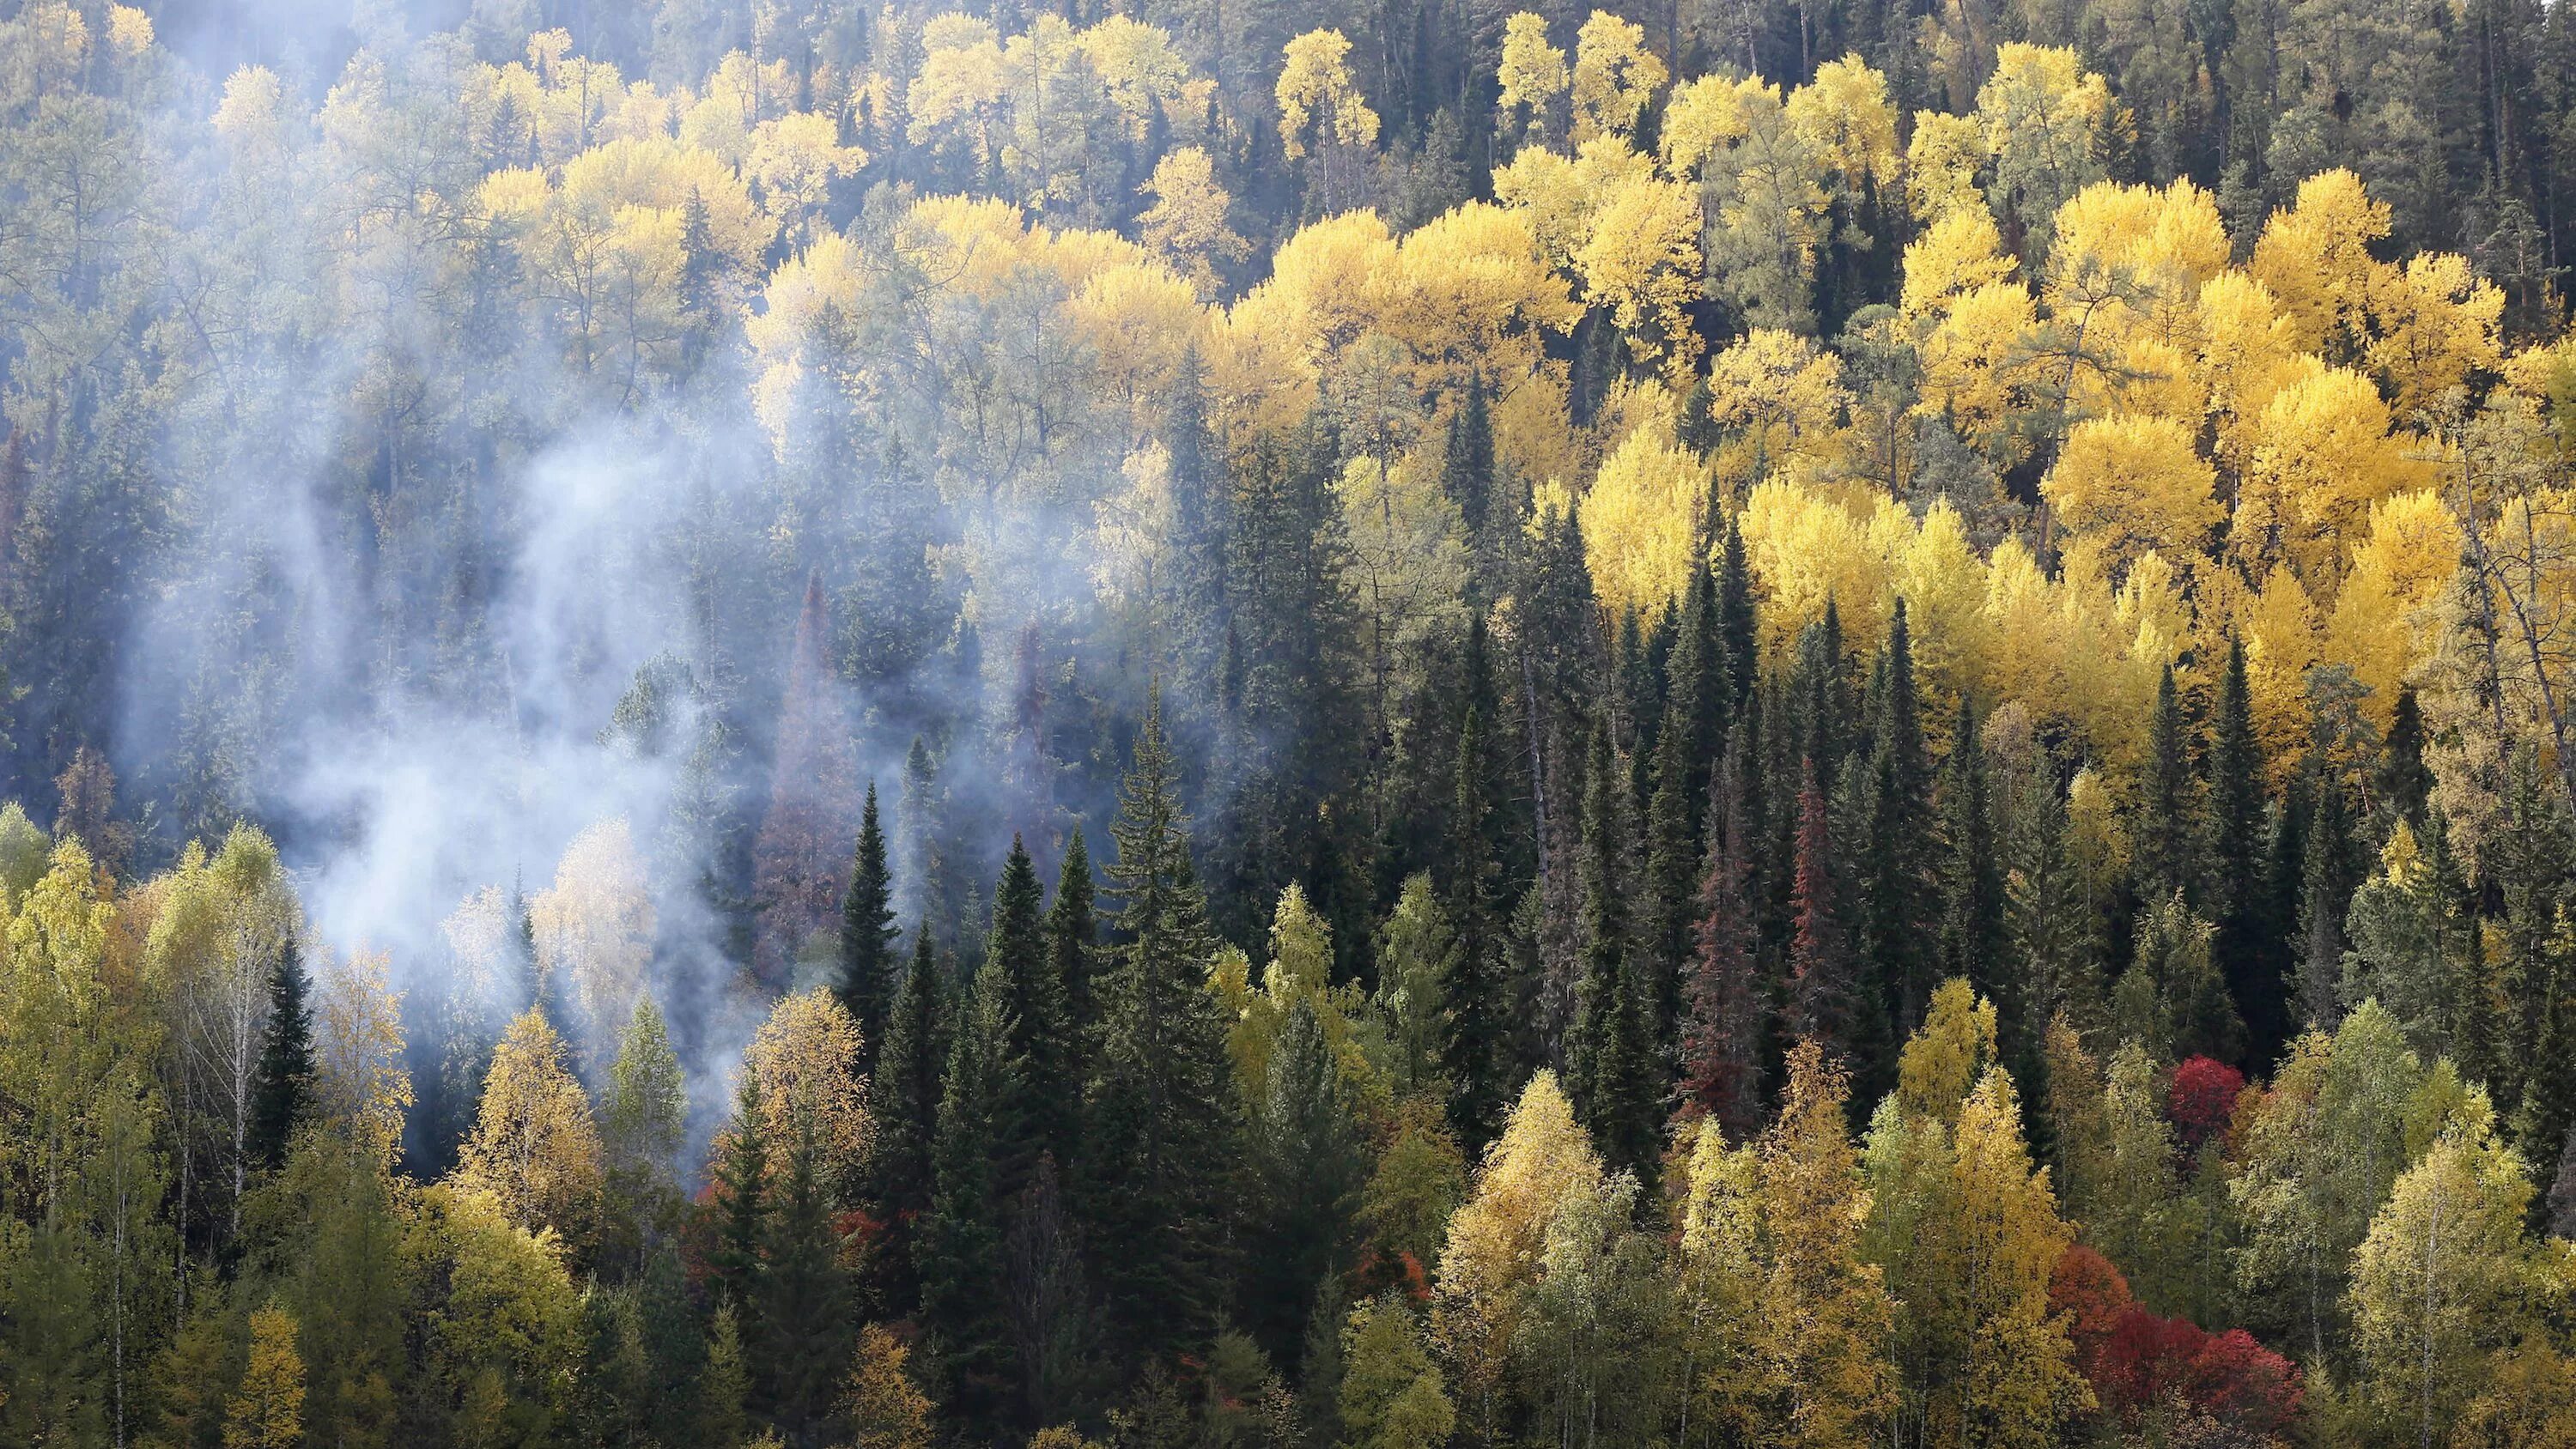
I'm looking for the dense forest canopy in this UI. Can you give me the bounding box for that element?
[7,0,2576,1443]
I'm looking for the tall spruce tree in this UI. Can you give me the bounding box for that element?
[1789,755,1856,1064]
[839,782,900,1076]
[1080,689,1238,1355]
[1855,602,1931,1088]
[2137,663,2196,906]
[871,925,947,1316]
[1680,729,1765,1141]
[1048,828,1098,1067]
[1938,699,2004,1016]
[987,837,1066,1173]
[757,1113,854,1445]
[1244,997,1365,1367]
[920,958,1023,1429]
[1444,686,1516,1151]
[1569,712,1657,1179]
[2207,638,2278,1064]
[246,931,313,1172]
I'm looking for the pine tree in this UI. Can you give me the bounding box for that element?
[1245,997,1366,1367]
[1937,699,2004,1016]
[1080,688,1239,1355]
[920,957,1023,1428]
[2295,768,2360,1033]
[1856,602,1932,1083]
[1443,374,1497,542]
[2377,686,2433,827]
[1047,828,1098,1066]
[1789,755,1856,1063]
[872,925,947,1316]
[246,932,313,1173]
[758,1113,855,1444]
[2207,637,2277,1065]
[2136,662,2196,906]
[1643,555,1722,1053]
[709,1076,769,1318]
[1715,518,1757,712]
[988,836,1066,1175]
[840,782,900,1075]
[1443,689,1515,1150]
[1568,713,1656,1179]
[1680,731,1765,1141]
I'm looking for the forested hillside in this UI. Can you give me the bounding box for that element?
[5,0,2576,1442]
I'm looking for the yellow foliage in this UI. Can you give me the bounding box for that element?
[1906,110,1989,223]
[2240,366,2434,588]
[225,1303,305,1449]
[1787,56,1900,190]
[2234,566,2324,767]
[1574,172,1704,376]
[1138,147,1249,295]
[1570,11,1666,142]
[2044,413,2222,576]
[1740,479,1887,658]
[454,1009,605,1241]
[1917,280,2038,450]
[2326,490,2464,725]
[1278,29,1380,158]
[2249,168,2391,355]
[1496,13,1568,131]
[1900,204,2016,319]
[739,987,873,1188]
[2365,252,2505,418]
[1583,426,1711,615]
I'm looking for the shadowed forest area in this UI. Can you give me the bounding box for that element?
[7,0,2576,1443]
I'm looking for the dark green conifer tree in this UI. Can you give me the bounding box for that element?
[839,782,900,1075]
[708,1074,769,1318]
[920,958,1023,1429]
[1938,698,2004,1009]
[987,836,1066,1173]
[1855,601,1931,1084]
[1048,828,1098,1064]
[756,1113,854,1444]
[246,931,313,1172]
[2137,663,2196,907]
[1244,997,1364,1368]
[2207,637,2278,1064]
[1080,689,1239,1356]
[872,925,948,1316]
[1568,713,1656,1179]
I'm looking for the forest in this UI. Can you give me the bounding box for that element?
[5,0,2576,1441]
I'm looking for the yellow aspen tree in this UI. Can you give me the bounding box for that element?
[315,947,412,1165]
[2249,167,2393,358]
[224,1303,305,1449]
[2239,366,2433,590]
[1581,424,1711,615]
[1574,171,1704,375]
[1495,13,1568,147]
[455,1009,605,1243]
[2350,1095,2540,1444]
[1786,56,1900,195]
[1757,1041,1898,1446]
[531,815,653,1064]
[1277,29,1380,212]
[2364,252,2506,419]
[1899,204,2017,321]
[2042,413,2222,579]
[2324,490,2463,727]
[1973,45,2113,247]
[1137,147,1249,297]
[1905,111,1990,224]
[1944,1070,2091,1445]
[1432,1070,1602,1444]
[739,986,872,1191]
[1569,11,1665,142]
[841,1325,935,1449]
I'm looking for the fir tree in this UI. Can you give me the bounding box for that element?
[246,931,313,1173]
[920,958,1024,1429]
[1444,690,1515,1151]
[2207,637,2277,1064]
[1080,688,1239,1355]
[757,1113,855,1444]
[2377,687,2433,828]
[1680,731,1765,1141]
[1569,712,1656,1179]
[1855,601,1932,1085]
[988,836,1066,1177]
[708,1075,769,1318]
[1048,828,1098,1065]
[1244,997,1365,1367]
[1643,555,1722,1052]
[1937,699,2004,1023]
[1789,755,1856,1062]
[872,925,948,1317]
[1716,518,1758,712]
[839,781,900,1076]
[2136,663,2196,906]
[1442,374,1496,541]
